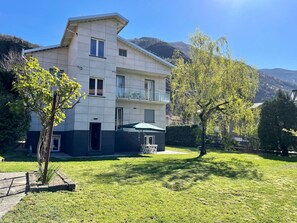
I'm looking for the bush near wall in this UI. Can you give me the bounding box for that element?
[165,125,200,147]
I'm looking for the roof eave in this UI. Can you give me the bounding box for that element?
[61,13,129,47]
[118,36,175,69]
[23,44,62,54]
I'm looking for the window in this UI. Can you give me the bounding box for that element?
[89,78,103,96]
[144,135,155,145]
[90,38,105,58]
[119,49,127,57]
[51,135,61,152]
[49,68,64,77]
[145,79,155,100]
[144,109,155,123]
[49,68,54,75]
[116,75,125,97]
[115,107,123,130]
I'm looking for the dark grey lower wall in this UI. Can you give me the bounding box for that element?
[26,130,115,156]
[115,131,165,153]
[26,131,40,153]
[26,130,165,155]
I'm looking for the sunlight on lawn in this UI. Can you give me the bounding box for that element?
[0,147,296,222]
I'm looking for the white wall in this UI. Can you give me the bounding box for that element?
[117,40,171,76]
[116,101,166,129]
[25,17,171,133]
[26,47,68,132]
[71,19,118,131]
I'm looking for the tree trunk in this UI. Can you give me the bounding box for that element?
[36,127,47,173]
[42,93,57,184]
[199,119,207,157]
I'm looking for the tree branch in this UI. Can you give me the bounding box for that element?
[61,96,82,110]
[206,100,229,117]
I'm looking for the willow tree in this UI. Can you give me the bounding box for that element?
[171,31,258,157]
[14,57,83,183]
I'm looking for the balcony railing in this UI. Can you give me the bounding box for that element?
[116,88,170,103]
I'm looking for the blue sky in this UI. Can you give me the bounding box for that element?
[1,0,297,70]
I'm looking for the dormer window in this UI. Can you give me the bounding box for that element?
[119,49,127,57]
[90,38,105,58]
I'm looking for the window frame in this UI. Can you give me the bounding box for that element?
[115,107,123,130]
[51,135,61,152]
[89,77,104,96]
[145,79,155,101]
[90,38,105,58]
[116,75,125,97]
[144,135,155,145]
[144,109,155,123]
[119,48,127,57]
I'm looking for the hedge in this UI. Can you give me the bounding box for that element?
[165,125,200,147]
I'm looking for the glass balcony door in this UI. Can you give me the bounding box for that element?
[115,107,123,130]
[145,79,155,100]
[116,75,125,97]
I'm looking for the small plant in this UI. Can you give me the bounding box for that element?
[37,165,60,184]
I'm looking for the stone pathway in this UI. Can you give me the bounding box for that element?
[0,172,27,219]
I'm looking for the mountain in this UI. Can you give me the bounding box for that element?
[259,68,297,84]
[169,41,191,58]
[256,72,297,102]
[1,35,295,103]
[0,34,38,59]
[131,37,297,102]
[130,37,189,62]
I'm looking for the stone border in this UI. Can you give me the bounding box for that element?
[27,171,76,192]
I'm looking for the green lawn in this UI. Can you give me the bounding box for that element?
[1,147,297,222]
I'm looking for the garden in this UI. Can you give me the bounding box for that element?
[1,147,297,222]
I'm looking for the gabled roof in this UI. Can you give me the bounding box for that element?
[118,36,174,69]
[61,13,129,47]
[24,44,61,53]
[23,13,174,69]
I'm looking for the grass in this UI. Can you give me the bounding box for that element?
[1,147,297,222]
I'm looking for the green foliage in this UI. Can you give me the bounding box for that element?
[171,30,258,156]
[166,125,201,147]
[14,56,84,184]
[37,164,59,184]
[258,90,297,156]
[14,57,83,127]
[1,148,297,222]
[0,49,31,150]
[0,85,30,149]
[132,37,295,103]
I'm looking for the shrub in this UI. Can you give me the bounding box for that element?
[166,125,201,147]
[258,90,297,156]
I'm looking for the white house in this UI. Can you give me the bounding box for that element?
[24,13,173,156]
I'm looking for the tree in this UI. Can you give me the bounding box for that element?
[258,90,297,156]
[14,57,83,183]
[171,31,258,157]
[0,50,30,150]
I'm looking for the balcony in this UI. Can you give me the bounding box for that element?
[116,88,170,103]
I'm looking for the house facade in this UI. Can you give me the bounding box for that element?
[24,13,173,156]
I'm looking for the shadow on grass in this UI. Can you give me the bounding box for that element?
[1,151,151,162]
[96,157,263,191]
[53,154,152,162]
[171,146,297,162]
[1,151,36,162]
